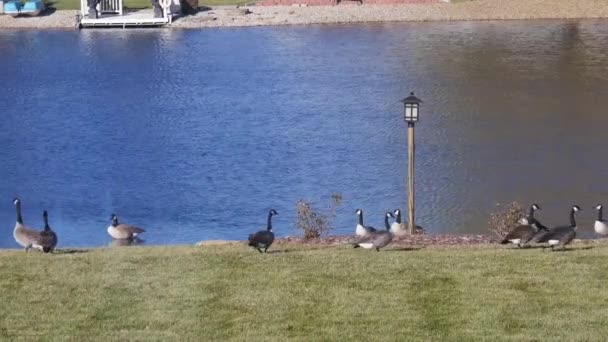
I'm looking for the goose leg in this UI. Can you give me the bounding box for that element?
[264,247,268,253]
[257,248,263,253]
[376,248,380,252]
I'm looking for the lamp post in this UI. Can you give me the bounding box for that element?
[401,92,422,235]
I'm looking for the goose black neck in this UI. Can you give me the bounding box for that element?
[534,219,548,231]
[15,203,23,224]
[43,212,50,231]
[358,212,363,226]
[598,207,604,222]
[528,206,535,219]
[267,211,274,231]
[395,211,402,224]
[570,209,577,227]
[112,217,119,227]
[384,215,391,230]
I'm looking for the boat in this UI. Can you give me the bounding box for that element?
[4,0,45,17]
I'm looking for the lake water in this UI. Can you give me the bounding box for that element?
[1,20,608,248]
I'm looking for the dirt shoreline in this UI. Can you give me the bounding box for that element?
[1,0,607,29]
[196,234,607,248]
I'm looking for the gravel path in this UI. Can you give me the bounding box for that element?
[1,0,607,29]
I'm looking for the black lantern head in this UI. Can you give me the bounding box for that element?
[401,92,422,123]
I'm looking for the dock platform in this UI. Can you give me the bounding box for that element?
[79,9,171,28]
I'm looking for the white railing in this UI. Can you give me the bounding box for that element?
[100,0,122,15]
[80,0,123,17]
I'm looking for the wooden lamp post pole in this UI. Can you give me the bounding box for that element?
[401,92,422,236]
[407,122,415,235]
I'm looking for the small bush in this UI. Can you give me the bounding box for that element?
[488,201,525,238]
[296,193,343,240]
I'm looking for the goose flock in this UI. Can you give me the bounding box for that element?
[9,198,608,254]
[353,211,395,251]
[353,209,425,251]
[12,197,145,253]
[500,203,608,251]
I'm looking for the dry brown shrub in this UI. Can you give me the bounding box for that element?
[296,193,342,240]
[488,201,525,238]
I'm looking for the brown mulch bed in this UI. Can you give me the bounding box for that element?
[274,234,498,247]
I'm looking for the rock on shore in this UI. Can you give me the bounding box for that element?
[1,0,608,29]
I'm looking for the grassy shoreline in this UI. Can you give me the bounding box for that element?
[1,242,607,340]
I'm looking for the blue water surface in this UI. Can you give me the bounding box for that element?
[1,20,608,247]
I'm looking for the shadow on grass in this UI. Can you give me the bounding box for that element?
[124,6,152,10]
[502,245,547,250]
[53,249,89,254]
[41,7,57,16]
[264,249,307,254]
[542,246,594,252]
[109,238,145,247]
[385,247,424,252]
[13,6,57,16]
[40,0,60,15]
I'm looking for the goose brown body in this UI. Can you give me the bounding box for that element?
[501,204,547,247]
[354,212,394,251]
[355,209,377,236]
[12,198,44,252]
[107,214,145,240]
[37,210,58,253]
[248,209,277,253]
[390,209,425,235]
[532,205,581,250]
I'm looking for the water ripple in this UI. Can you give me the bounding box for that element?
[0,20,607,247]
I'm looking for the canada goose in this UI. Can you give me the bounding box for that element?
[594,204,608,236]
[355,209,377,236]
[12,198,44,252]
[533,205,581,251]
[391,209,425,235]
[248,209,277,253]
[354,211,394,251]
[107,214,145,240]
[518,203,536,225]
[517,203,537,225]
[500,203,548,247]
[36,210,58,253]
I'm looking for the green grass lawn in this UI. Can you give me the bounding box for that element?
[49,0,250,10]
[1,242,607,340]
